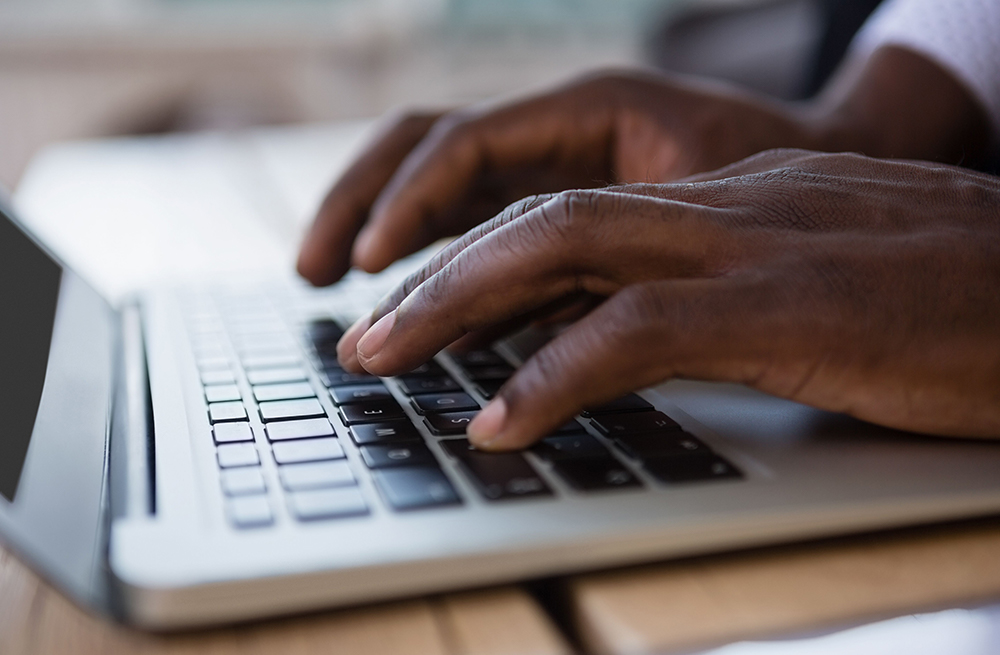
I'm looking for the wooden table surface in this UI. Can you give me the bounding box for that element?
[0,544,572,655]
[564,518,1000,655]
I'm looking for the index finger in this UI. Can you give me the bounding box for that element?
[296,111,443,286]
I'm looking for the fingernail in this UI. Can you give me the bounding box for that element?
[357,310,396,361]
[337,315,371,370]
[468,397,507,446]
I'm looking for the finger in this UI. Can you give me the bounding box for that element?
[466,275,803,450]
[351,89,615,273]
[296,110,443,286]
[352,190,735,376]
[335,193,556,371]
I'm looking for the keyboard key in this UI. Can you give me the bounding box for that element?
[322,368,381,387]
[217,443,260,468]
[410,392,479,415]
[220,467,267,495]
[372,467,462,511]
[265,417,335,442]
[550,457,643,491]
[397,375,460,395]
[213,421,254,444]
[581,394,654,417]
[271,438,344,464]
[349,421,422,445]
[360,443,437,469]
[644,454,743,484]
[614,433,709,461]
[554,420,588,435]
[454,349,506,368]
[473,380,504,399]
[227,496,273,528]
[208,401,247,423]
[441,439,552,501]
[424,411,478,435]
[259,398,326,422]
[197,356,230,371]
[339,399,405,424]
[590,411,681,436]
[331,383,391,405]
[400,361,446,377]
[307,319,344,343]
[242,352,300,370]
[201,369,235,385]
[288,487,368,521]
[532,433,609,460]
[278,461,355,491]
[205,384,241,403]
[465,365,514,382]
[253,382,316,402]
[247,366,307,385]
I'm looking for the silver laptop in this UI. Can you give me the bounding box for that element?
[3,185,1000,631]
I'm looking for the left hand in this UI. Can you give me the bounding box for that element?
[337,149,1000,450]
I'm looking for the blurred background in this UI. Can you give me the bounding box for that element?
[0,0,868,190]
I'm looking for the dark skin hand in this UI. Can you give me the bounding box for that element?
[337,150,1000,450]
[296,46,990,286]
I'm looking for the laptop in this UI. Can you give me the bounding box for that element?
[3,153,1000,630]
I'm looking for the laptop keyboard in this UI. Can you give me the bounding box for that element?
[181,288,743,529]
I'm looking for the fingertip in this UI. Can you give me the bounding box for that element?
[468,397,508,448]
[337,315,372,372]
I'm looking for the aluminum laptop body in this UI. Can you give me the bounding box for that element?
[3,184,1000,630]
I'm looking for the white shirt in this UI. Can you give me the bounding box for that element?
[852,0,1000,142]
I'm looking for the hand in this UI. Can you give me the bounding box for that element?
[296,47,990,287]
[296,69,820,285]
[337,149,1000,450]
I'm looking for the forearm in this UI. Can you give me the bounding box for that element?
[805,45,993,167]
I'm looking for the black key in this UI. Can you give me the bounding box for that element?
[339,399,406,424]
[424,411,478,435]
[644,454,743,484]
[532,433,609,460]
[400,361,446,377]
[581,394,654,417]
[410,392,479,415]
[372,467,462,511]
[551,457,643,491]
[454,349,505,368]
[258,398,325,422]
[554,420,587,435]
[590,411,681,436]
[322,367,380,388]
[466,365,514,382]
[474,379,504,399]
[614,432,709,461]
[360,443,437,469]
[349,421,423,445]
[397,375,460,395]
[331,383,391,405]
[306,319,344,344]
[441,439,552,501]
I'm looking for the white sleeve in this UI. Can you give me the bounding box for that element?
[851,0,1000,142]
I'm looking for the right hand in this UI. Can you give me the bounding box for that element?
[295,69,819,286]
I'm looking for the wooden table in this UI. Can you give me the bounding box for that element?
[0,545,571,655]
[562,518,1000,655]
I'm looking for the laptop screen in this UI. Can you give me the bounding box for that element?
[0,207,62,502]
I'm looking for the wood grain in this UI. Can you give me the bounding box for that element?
[566,519,1000,655]
[0,545,570,655]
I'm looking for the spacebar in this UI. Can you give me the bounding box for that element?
[441,439,552,501]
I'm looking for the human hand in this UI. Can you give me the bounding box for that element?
[296,69,820,285]
[337,149,1000,450]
